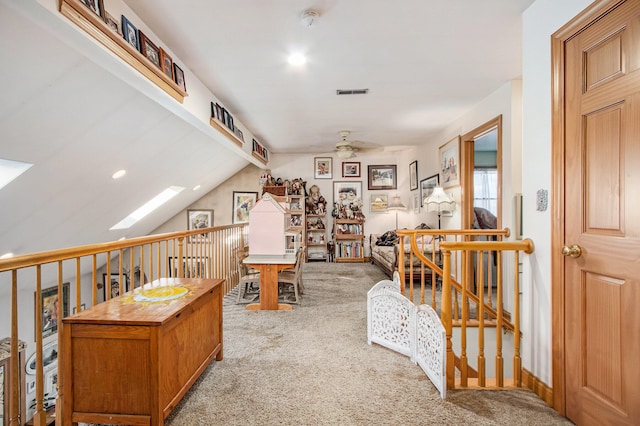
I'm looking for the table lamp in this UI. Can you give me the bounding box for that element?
[424,187,455,229]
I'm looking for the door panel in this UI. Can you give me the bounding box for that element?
[564,1,640,424]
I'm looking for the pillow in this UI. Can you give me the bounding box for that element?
[375,230,398,246]
[414,223,431,230]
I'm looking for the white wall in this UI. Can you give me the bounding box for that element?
[521,0,594,385]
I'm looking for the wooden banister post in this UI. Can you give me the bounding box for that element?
[441,249,455,390]
[398,235,405,295]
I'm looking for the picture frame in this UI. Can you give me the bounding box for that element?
[370,194,388,213]
[72,303,86,314]
[121,15,139,51]
[234,127,244,142]
[368,164,397,190]
[138,30,161,68]
[232,191,258,224]
[333,181,362,206]
[173,63,186,91]
[103,273,127,300]
[342,161,360,177]
[168,256,207,278]
[80,0,103,18]
[314,157,332,179]
[104,11,121,35]
[187,209,214,231]
[159,48,174,80]
[413,194,420,213]
[36,282,70,339]
[420,173,440,207]
[409,160,418,190]
[45,370,59,396]
[25,340,58,375]
[439,136,460,188]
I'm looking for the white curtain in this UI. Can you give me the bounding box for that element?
[473,169,497,215]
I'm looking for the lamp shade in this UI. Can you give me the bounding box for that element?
[424,187,455,213]
[388,194,406,210]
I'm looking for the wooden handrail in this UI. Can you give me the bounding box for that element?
[0,224,243,273]
[440,239,534,254]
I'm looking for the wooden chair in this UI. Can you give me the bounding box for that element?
[236,247,260,304]
[278,248,304,304]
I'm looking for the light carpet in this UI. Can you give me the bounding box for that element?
[165,262,570,425]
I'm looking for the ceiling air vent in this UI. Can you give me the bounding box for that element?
[336,89,369,95]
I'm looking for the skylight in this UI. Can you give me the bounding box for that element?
[0,158,33,191]
[110,186,184,230]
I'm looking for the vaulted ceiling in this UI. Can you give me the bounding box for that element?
[0,0,533,258]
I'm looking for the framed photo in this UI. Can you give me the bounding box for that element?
[439,136,460,188]
[409,160,418,190]
[173,63,186,91]
[368,165,397,190]
[104,11,121,35]
[370,194,388,213]
[159,48,174,80]
[25,340,58,375]
[72,303,86,314]
[342,161,360,177]
[36,282,70,339]
[234,127,244,142]
[80,0,103,18]
[168,256,207,278]
[413,194,420,213]
[232,191,258,224]
[121,15,139,51]
[314,157,332,179]
[187,209,214,231]
[333,181,362,206]
[138,30,160,68]
[103,273,127,300]
[45,369,59,396]
[420,173,440,207]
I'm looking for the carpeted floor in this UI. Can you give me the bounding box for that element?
[165,262,571,425]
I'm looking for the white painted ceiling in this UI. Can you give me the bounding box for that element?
[127,0,534,153]
[0,0,533,259]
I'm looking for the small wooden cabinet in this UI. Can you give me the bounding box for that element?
[333,219,365,262]
[62,278,223,426]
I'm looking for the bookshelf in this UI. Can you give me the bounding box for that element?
[333,218,365,263]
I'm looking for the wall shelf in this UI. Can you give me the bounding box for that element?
[60,0,188,103]
[210,117,244,148]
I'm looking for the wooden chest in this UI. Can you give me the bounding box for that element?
[61,278,223,425]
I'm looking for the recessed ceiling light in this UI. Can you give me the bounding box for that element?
[193,185,201,191]
[110,186,185,230]
[0,252,14,259]
[112,169,126,179]
[0,158,33,191]
[288,53,306,66]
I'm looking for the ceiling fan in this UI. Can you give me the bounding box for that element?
[335,130,361,159]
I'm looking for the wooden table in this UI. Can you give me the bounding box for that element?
[61,278,224,426]
[243,254,296,310]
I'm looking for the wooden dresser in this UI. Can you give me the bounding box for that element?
[61,278,224,426]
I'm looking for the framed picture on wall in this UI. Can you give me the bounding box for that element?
[439,136,460,188]
[368,164,397,190]
[409,160,418,190]
[121,15,139,51]
[232,191,258,224]
[342,161,360,177]
[314,157,333,179]
[187,209,213,231]
[420,173,439,207]
[333,181,362,206]
[103,273,127,300]
[370,194,388,213]
[36,282,70,339]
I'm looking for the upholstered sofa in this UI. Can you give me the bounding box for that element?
[369,230,439,282]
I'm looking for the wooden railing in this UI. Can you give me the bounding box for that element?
[0,223,248,425]
[396,229,534,390]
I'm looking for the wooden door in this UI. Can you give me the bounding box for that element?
[562,1,640,424]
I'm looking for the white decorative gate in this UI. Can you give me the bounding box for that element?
[415,305,446,398]
[367,279,447,398]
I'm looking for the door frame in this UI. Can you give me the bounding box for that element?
[550,0,625,416]
[460,115,503,230]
